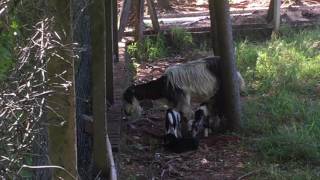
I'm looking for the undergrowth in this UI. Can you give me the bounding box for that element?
[0,17,19,81]
[237,27,320,179]
[127,27,194,62]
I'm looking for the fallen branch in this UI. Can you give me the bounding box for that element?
[237,169,263,180]
[17,165,76,180]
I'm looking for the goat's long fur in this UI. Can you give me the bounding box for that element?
[165,59,219,98]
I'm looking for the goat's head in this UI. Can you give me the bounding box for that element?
[122,85,143,118]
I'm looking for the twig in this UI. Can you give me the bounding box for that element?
[17,165,76,180]
[237,169,263,180]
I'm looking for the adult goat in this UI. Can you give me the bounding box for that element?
[123,56,245,125]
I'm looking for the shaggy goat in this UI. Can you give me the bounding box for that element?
[123,56,245,123]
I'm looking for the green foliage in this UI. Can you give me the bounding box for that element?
[0,17,20,81]
[238,28,320,176]
[256,126,320,163]
[127,34,168,61]
[170,27,193,52]
[127,27,194,61]
[236,28,320,94]
[245,163,320,180]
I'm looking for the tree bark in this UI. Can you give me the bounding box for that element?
[118,0,133,41]
[208,1,220,56]
[266,0,274,23]
[211,0,241,131]
[146,0,160,33]
[134,0,145,41]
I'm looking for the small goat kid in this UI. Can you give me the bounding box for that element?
[191,103,221,138]
[123,56,245,123]
[164,109,199,153]
[165,109,182,138]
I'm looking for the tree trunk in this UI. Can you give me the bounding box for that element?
[134,0,145,41]
[211,0,241,131]
[208,1,220,56]
[266,0,274,23]
[146,0,160,33]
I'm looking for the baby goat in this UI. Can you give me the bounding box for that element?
[191,103,221,138]
[164,109,199,153]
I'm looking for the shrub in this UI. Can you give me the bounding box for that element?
[170,27,193,53]
[127,34,168,61]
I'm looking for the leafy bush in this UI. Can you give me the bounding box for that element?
[0,17,19,81]
[127,34,168,61]
[170,27,193,52]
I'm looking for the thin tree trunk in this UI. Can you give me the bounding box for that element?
[146,0,160,33]
[208,1,220,56]
[118,0,132,41]
[266,0,274,23]
[134,0,144,41]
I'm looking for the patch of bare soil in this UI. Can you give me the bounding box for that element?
[119,56,251,180]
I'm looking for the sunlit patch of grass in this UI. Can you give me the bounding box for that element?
[243,162,320,180]
[237,27,320,175]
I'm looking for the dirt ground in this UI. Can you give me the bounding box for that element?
[118,0,320,31]
[117,0,320,179]
[119,56,253,180]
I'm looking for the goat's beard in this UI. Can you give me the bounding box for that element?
[124,97,143,119]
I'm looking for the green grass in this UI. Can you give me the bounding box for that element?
[236,27,320,179]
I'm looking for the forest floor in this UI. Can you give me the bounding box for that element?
[118,55,252,180]
[118,0,320,32]
[116,0,320,179]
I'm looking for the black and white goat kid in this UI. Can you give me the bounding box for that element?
[123,56,245,124]
[191,103,221,138]
[164,109,199,153]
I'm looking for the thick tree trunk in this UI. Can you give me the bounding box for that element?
[211,0,241,131]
